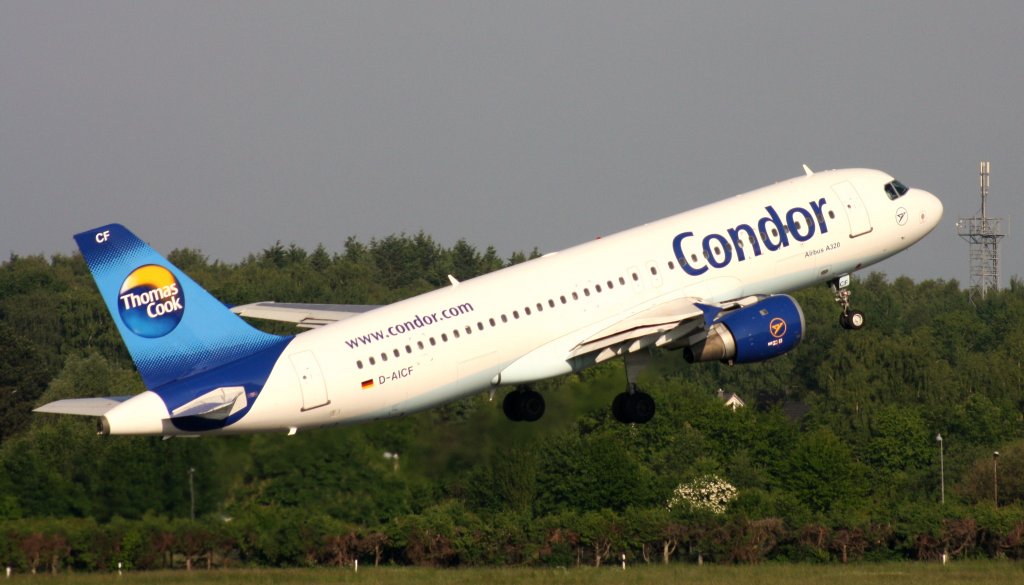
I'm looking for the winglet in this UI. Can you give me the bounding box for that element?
[802,164,814,176]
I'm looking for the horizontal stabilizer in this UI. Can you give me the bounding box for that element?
[34,396,132,417]
[231,302,379,328]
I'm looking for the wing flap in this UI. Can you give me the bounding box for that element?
[570,295,765,361]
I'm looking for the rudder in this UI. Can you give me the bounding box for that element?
[75,224,289,389]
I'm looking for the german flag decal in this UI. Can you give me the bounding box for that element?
[361,379,374,390]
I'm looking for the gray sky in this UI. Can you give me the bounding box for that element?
[2,1,1021,285]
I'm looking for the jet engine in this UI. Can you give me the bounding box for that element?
[683,295,804,364]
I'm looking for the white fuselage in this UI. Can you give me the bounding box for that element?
[111,169,944,435]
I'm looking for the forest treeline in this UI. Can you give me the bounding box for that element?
[1,233,1023,573]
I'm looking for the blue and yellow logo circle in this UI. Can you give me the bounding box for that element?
[769,317,787,338]
[117,265,185,338]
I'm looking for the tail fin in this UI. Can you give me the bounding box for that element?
[75,224,288,389]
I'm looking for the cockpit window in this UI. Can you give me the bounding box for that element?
[884,180,909,200]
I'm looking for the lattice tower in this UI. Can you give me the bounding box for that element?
[955,161,1005,301]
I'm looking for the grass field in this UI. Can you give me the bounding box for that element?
[14,561,1023,585]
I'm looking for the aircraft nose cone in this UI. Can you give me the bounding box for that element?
[927,190,944,224]
[914,188,943,230]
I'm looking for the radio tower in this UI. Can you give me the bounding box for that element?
[956,161,1005,301]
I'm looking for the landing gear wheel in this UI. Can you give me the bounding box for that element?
[502,387,545,422]
[518,390,546,422]
[628,392,656,424]
[830,276,864,330]
[502,391,522,421]
[612,392,629,423]
[611,390,656,424]
[840,309,865,330]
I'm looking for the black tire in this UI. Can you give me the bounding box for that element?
[612,392,631,423]
[519,390,546,422]
[629,392,656,424]
[611,391,656,424]
[502,391,522,421]
[846,310,865,330]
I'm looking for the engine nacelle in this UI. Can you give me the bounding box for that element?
[683,295,805,364]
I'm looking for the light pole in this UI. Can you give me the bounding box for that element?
[993,451,999,508]
[189,467,196,521]
[936,433,944,504]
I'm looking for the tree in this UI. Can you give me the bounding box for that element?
[781,427,866,516]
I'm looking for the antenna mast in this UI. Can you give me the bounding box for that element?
[956,161,1005,301]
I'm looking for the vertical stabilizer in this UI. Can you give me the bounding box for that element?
[75,224,290,389]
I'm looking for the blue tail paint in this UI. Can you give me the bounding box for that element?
[75,224,292,396]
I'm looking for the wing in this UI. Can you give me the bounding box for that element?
[230,302,380,328]
[570,295,765,363]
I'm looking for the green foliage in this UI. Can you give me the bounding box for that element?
[3,239,1024,570]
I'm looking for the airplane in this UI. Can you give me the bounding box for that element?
[35,167,942,436]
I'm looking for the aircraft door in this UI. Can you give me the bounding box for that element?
[289,351,330,411]
[832,181,873,238]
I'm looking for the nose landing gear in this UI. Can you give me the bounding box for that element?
[831,275,865,330]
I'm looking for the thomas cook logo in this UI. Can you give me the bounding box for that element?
[118,265,185,338]
[769,317,787,338]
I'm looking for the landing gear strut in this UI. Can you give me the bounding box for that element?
[830,275,865,330]
[502,385,545,422]
[612,352,656,424]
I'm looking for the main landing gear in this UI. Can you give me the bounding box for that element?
[612,352,655,424]
[612,383,655,424]
[502,385,545,422]
[501,351,658,424]
[830,275,865,330]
